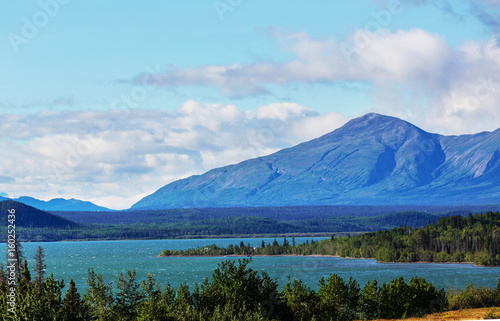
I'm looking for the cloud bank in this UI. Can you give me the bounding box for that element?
[0,101,347,209]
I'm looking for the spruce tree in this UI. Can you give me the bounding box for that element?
[62,279,87,321]
[33,245,46,291]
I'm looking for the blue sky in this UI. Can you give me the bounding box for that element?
[1,0,500,209]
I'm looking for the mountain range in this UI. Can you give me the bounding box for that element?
[0,196,111,211]
[131,113,500,209]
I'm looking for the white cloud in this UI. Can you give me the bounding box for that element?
[254,102,315,120]
[134,29,451,94]
[354,29,451,83]
[0,101,347,209]
[131,28,500,134]
[383,36,500,134]
[288,112,349,141]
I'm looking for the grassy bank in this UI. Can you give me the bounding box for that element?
[372,307,500,320]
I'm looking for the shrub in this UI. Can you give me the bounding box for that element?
[448,284,500,310]
[379,276,446,319]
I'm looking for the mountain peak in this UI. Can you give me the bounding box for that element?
[131,114,500,209]
[342,113,416,131]
[354,112,384,120]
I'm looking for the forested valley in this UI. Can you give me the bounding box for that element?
[2,200,500,242]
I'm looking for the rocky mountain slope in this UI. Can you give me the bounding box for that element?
[132,113,500,209]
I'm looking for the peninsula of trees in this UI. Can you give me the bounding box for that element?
[159,212,500,266]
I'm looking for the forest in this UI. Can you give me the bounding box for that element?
[1,212,432,242]
[2,244,499,321]
[0,213,434,242]
[159,212,500,266]
[2,200,500,242]
[54,204,500,224]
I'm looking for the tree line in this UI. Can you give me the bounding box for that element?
[160,212,500,266]
[328,211,500,266]
[4,198,500,242]
[1,211,444,242]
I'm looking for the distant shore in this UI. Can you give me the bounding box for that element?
[156,253,484,265]
[158,253,341,258]
[11,232,340,243]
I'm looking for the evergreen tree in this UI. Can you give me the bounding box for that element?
[84,268,114,319]
[62,279,88,321]
[115,269,144,320]
[33,245,47,291]
[18,258,31,295]
[318,274,354,321]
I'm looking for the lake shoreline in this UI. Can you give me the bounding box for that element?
[157,253,487,265]
[14,233,339,243]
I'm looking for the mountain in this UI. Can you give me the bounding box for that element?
[0,196,112,211]
[0,200,80,228]
[15,196,112,211]
[131,113,500,209]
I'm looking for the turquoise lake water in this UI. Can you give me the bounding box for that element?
[2,238,499,292]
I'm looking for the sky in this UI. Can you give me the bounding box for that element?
[1,0,500,209]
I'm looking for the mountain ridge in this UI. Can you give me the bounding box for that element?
[131,113,500,209]
[0,196,112,212]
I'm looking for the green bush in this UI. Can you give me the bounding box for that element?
[448,284,500,310]
[193,258,284,320]
[379,276,446,319]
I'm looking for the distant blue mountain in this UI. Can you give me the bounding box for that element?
[132,113,500,209]
[0,196,112,211]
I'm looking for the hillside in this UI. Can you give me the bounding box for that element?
[0,200,80,229]
[132,113,500,209]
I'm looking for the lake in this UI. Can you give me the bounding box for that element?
[3,238,499,292]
